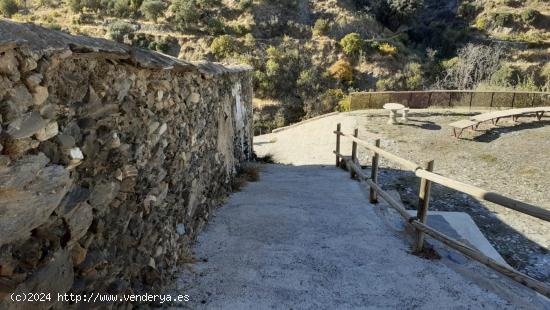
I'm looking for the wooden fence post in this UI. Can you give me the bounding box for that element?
[413,160,435,253]
[351,128,358,179]
[369,139,381,203]
[335,123,341,167]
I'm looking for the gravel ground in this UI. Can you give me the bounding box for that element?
[255,109,550,282]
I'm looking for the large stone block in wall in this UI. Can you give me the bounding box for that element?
[0,153,71,246]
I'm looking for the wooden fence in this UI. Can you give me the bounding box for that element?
[350,90,550,110]
[333,124,550,297]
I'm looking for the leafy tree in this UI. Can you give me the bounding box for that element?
[0,0,18,17]
[340,33,364,56]
[140,0,165,21]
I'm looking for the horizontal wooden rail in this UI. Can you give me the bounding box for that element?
[351,90,550,95]
[334,130,550,222]
[334,131,421,171]
[416,170,550,222]
[339,154,550,298]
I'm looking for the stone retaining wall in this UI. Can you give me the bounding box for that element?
[0,21,252,309]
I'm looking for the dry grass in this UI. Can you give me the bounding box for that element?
[231,163,261,192]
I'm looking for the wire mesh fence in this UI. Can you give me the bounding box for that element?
[350,91,550,110]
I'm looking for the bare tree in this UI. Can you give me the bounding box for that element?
[436,43,505,90]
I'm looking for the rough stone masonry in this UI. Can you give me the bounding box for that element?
[0,20,253,309]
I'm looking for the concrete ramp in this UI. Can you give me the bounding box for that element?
[169,165,546,309]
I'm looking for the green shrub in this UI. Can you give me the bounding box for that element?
[68,0,82,12]
[206,17,226,35]
[404,62,423,89]
[378,42,397,56]
[107,21,135,43]
[520,9,541,26]
[376,77,400,90]
[503,0,522,7]
[337,95,351,112]
[172,0,200,27]
[45,22,62,30]
[140,0,165,21]
[475,16,487,30]
[244,33,256,47]
[320,88,345,113]
[340,33,364,56]
[489,64,518,87]
[150,36,178,54]
[0,0,18,17]
[238,0,252,10]
[313,19,329,37]
[457,1,482,20]
[210,35,238,59]
[113,0,130,17]
[541,62,550,82]
[490,12,514,27]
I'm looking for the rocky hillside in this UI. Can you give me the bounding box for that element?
[2,0,549,133]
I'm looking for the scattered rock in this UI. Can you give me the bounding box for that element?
[32,86,49,105]
[34,121,58,141]
[5,112,48,139]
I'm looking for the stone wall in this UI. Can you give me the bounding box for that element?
[0,21,252,309]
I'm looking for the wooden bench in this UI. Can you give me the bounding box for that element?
[449,107,550,138]
[449,120,479,138]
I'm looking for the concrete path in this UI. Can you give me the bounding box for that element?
[172,165,529,309]
[254,113,359,165]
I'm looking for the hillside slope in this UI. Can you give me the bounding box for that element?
[3,0,550,132]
